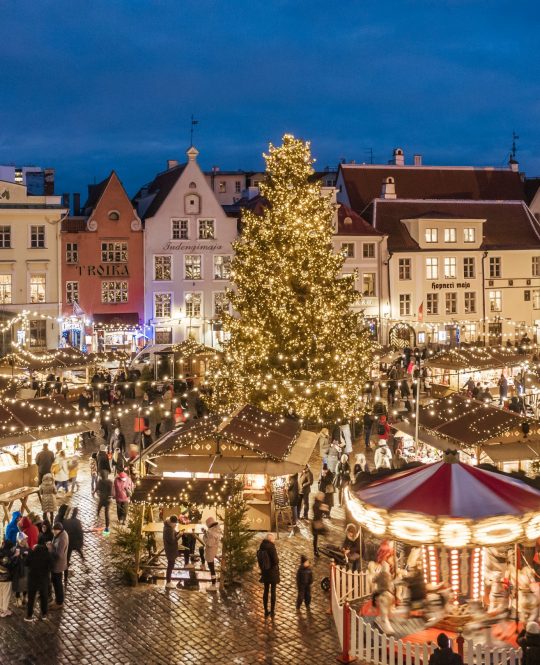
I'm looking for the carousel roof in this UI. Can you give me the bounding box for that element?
[354,460,540,519]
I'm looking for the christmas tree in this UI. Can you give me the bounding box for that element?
[219,486,256,587]
[211,134,373,425]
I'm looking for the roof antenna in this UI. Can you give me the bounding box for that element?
[510,130,519,161]
[364,148,374,164]
[190,114,199,147]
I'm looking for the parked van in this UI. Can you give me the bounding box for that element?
[129,344,173,378]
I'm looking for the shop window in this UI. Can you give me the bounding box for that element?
[101,241,128,263]
[398,258,411,280]
[185,292,202,318]
[362,273,376,297]
[362,243,375,258]
[29,274,46,303]
[66,243,78,263]
[66,281,79,304]
[0,275,11,304]
[101,281,128,303]
[462,323,477,343]
[154,293,172,319]
[426,293,438,315]
[30,225,45,248]
[426,257,438,280]
[399,294,411,316]
[0,226,11,249]
[489,257,501,278]
[198,219,215,240]
[463,257,475,279]
[445,292,457,315]
[214,255,231,280]
[154,255,172,281]
[29,320,47,348]
[185,255,202,280]
[172,219,188,240]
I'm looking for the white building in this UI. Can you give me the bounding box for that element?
[0,180,67,352]
[135,147,238,347]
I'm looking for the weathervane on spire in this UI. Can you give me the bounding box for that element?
[190,114,199,147]
[510,130,519,161]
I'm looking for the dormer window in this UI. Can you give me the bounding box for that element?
[108,211,120,221]
[185,193,200,215]
[464,228,475,243]
[425,228,438,243]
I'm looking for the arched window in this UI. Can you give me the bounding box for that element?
[108,210,120,221]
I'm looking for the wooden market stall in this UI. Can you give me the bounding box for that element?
[139,404,319,531]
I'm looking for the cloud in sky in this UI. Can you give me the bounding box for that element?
[0,0,537,195]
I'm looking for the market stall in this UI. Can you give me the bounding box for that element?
[153,339,222,385]
[139,404,319,530]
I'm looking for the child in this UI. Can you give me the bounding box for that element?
[296,555,313,610]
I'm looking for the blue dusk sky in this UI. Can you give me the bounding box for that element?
[0,0,538,197]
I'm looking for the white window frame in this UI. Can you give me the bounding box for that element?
[398,258,411,280]
[0,275,11,304]
[185,292,202,319]
[464,228,475,243]
[426,293,438,315]
[235,180,241,193]
[30,225,45,249]
[101,241,128,263]
[154,292,172,319]
[172,219,189,240]
[214,255,232,280]
[445,292,457,315]
[184,255,202,280]
[341,242,355,258]
[464,291,476,314]
[362,272,376,297]
[444,228,456,243]
[101,280,128,304]
[0,226,11,249]
[533,290,540,310]
[463,257,475,279]
[213,291,229,317]
[66,281,79,304]
[425,228,438,243]
[362,243,375,258]
[399,294,411,317]
[532,257,540,277]
[198,219,215,240]
[154,255,172,281]
[426,257,438,280]
[66,242,78,264]
[29,274,46,303]
[444,257,456,279]
[489,290,502,312]
[489,257,501,278]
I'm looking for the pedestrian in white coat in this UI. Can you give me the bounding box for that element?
[203,517,222,590]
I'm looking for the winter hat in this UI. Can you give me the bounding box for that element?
[526,621,540,634]
[300,555,308,564]
[206,517,217,528]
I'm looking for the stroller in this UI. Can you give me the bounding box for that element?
[318,544,349,591]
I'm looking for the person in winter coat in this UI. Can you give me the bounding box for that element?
[498,373,508,405]
[90,452,98,496]
[0,539,13,617]
[5,511,21,545]
[39,473,57,523]
[38,520,53,545]
[518,621,540,665]
[299,465,313,520]
[400,379,411,400]
[112,448,127,475]
[363,412,373,450]
[62,508,86,582]
[25,541,52,622]
[428,632,463,665]
[68,456,79,493]
[335,454,351,506]
[287,474,299,525]
[392,449,407,470]
[35,443,55,485]
[113,471,133,525]
[317,428,330,459]
[19,516,38,550]
[10,536,29,607]
[96,444,111,477]
[342,524,361,572]
[96,473,113,533]
[312,492,329,556]
[326,440,340,475]
[376,415,390,442]
[53,450,69,492]
[48,522,68,609]
[374,444,393,470]
[109,427,126,454]
[163,515,181,588]
[203,517,222,589]
[318,465,335,515]
[257,533,280,617]
[296,555,313,610]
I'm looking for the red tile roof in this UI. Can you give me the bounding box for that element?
[340,165,525,211]
[337,204,384,236]
[364,199,540,252]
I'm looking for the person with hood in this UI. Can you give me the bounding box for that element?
[38,520,53,546]
[39,473,57,524]
[428,632,463,665]
[5,511,21,545]
[257,533,280,617]
[96,444,111,477]
[335,454,351,506]
[203,517,222,590]
[96,472,113,534]
[113,471,133,525]
[163,515,181,589]
[35,443,55,485]
[62,508,86,582]
[295,554,313,610]
[342,524,361,572]
[53,450,69,492]
[25,539,52,622]
[299,464,313,520]
[19,516,38,550]
[0,539,13,617]
[48,522,68,609]
[374,444,393,470]
[287,474,299,525]
[518,621,540,665]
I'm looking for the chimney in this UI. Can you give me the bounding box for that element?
[381,176,397,199]
[73,192,81,215]
[509,158,519,173]
[391,148,405,166]
[414,154,423,166]
[167,160,179,170]
[62,193,70,209]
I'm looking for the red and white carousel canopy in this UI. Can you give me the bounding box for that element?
[346,460,540,547]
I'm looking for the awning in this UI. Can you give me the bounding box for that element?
[152,454,310,477]
[481,441,540,463]
[92,313,141,328]
[132,476,234,506]
[0,422,98,449]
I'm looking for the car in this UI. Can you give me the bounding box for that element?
[128,344,173,378]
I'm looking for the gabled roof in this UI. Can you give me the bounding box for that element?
[337,203,384,237]
[340,164,525,210]
[365,199,540,252]
[133,163,187,220]
[525,177,540,205]
[83,173,113,211]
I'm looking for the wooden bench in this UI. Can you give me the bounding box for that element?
[0,486,40,524]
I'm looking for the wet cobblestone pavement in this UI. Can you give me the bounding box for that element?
[0,435,346,664]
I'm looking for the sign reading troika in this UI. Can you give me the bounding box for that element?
[76,264,129,276]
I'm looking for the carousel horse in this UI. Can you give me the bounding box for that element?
[367,560,395,634]
[463,600,510,647]
[424,583,453,626]
[487,571,511,614]
[517,566,540,624]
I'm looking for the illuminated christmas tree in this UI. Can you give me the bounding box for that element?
[212,134,373,425]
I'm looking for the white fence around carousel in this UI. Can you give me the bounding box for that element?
[330,564,522,665]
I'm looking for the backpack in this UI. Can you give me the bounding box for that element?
[257,548,271,572]
[377,422,386,436]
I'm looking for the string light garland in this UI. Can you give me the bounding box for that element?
[206,135,374,425]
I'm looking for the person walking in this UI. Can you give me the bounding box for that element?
[363,412,373,450]
[53,450,69,493]
[299,464,313,520]
[498,373,508,406]
[342,523,361,572]
[48,522,68,609]
[287,474,299,526]
[295,555,313,611]
[203,517,222,590]
[318,465,335,517]
[25,540,52,622]
[257,533,280,618]
[35,443,55,485]
[311,492,329,557]
[0,539,13,617]
[62,508,87,582]
[67,456,79,493]
[96,473,113,534]
[96,444,111,477]
[163,515,181,589]
[113,471,133,525]
[90,452,98,496]
[39,473,57,524]
[335,454,351,506]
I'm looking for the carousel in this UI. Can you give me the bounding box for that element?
[344,451,540,646]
